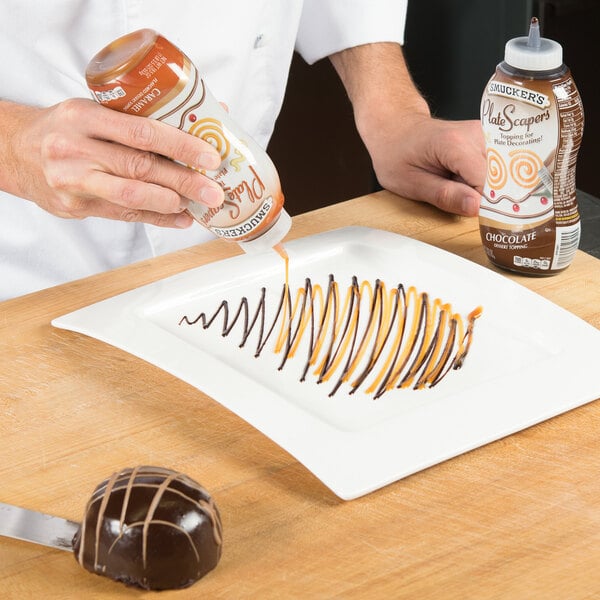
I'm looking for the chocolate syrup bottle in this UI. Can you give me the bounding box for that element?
[86,29,290,253]
[479,18,584,275]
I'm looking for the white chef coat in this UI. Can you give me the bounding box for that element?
[0,0,407,300]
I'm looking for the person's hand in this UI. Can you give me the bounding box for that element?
[365,114,485,217]
[329,43,486,217]
[2,98,224,228]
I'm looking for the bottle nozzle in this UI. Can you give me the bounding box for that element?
[527,17,541,49]
[504,15,562,71]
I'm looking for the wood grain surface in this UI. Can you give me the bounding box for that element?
[1,191,599,599]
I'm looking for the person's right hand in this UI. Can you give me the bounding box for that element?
[2,98,225,228]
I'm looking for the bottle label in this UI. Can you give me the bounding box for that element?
[89,37,186,117]
[162,68,280,237]
[211,196,275,239]
[479,68,583,274]
[87,33,284,243]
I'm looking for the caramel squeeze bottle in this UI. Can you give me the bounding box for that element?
[479,17,584,275]
[86,29,290,253]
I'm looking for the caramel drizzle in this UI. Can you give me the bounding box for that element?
[77,466,222,571]
[179,276,482,399]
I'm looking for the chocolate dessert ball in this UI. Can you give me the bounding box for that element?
[72,466,222,590]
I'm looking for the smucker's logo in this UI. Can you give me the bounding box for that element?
[487,82,550,108]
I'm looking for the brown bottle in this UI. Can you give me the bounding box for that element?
[479,18,584,275]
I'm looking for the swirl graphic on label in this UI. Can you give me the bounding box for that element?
[486,148,507,190]
[509,149,543,189]
[189,118,230,159]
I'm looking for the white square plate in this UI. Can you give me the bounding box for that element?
[52,227,600,499]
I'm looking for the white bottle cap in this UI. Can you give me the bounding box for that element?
[238,208,292,253]
[504,17,562,71]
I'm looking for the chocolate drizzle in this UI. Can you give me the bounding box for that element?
[179,275,482,399]
[73,466,222,590]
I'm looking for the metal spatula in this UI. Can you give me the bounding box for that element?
[0,501,78,551]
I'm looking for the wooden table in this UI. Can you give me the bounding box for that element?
[1,191,599,599]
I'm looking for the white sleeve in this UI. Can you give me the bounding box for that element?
[295,0,408,65]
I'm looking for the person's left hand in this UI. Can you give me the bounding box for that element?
[330,43,486,217]
[366,114,486,217]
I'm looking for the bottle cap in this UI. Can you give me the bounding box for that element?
[238,208,292,254]
[504,17,562,71]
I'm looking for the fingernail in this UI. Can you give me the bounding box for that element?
[175,212,193,228]
[200,185,224,207]
[463,196,479,216]
[199,151,221,170]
